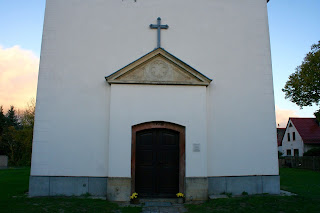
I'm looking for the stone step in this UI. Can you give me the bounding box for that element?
[140,198,178,203]
[144,202,172,207]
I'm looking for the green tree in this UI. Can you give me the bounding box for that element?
[6,106,20,129]
[0,100,36,166]
[18,99,36,165]
[20,99,35,128]
[0,106,6,155]
[282,41,320,122]
[2,106,20,164]
[0,106,5,133]
[4,126,21,165]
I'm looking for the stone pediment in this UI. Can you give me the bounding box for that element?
[105,48,212,86]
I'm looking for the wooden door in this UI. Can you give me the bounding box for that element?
[135,128,179,197]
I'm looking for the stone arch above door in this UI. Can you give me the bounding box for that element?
[131,121,185,196]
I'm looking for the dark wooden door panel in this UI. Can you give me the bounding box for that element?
[135,128,179,197]
[136,168,153,193]
[136,130,156,196]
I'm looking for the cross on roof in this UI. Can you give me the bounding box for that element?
[150,17,169,48]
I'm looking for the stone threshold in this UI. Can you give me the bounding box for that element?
[280,190,297,196]
[140,198,178,203]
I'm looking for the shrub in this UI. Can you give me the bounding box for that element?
[303,148,320,156]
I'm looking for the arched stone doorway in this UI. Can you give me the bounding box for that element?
[131,121,185,197]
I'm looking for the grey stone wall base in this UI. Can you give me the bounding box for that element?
[107,177,131,201]
[29,176,107,197]
[29,175,279,199]
[185,177,208,201]
[89,177,108,196]
[0,155,8,167]
[262,176,280,194]
[208,175,280,196]
[29,176,50,196]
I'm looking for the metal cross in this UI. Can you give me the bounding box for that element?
[150,17,169,48]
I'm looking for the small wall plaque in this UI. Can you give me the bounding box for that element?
[193,143,200,152]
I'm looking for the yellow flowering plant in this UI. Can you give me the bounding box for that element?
[176,192,184,198]
[130,192,138,200]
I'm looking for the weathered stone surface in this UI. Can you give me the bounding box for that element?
[0,155,8,168]
[208,177,226,195]
[142,204,187,213]
[29,176,50,197]
[208,175,280,196]
[89,177,108,196]
[50,177,89,196]
[117,57,199,84]
[209,194,228,199]
[107,177,131,201]
[106,48,212,86]
[226,176,263,195]
[145,202,171,207]
[262,175,280,194]
[29,176,108,197]
[280,190,297,196]
[28,175,279,199]
[185,177,208,201]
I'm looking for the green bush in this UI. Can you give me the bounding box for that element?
[278,151,284,158]
[303,148,320,156]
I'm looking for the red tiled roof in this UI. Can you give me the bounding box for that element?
[290,118,320,144]
[277,128,286,146]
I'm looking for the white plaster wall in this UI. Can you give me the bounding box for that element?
[108,85,207,177]
[281,121,304,156]
[32,0,278,177]
[205,0,278,176]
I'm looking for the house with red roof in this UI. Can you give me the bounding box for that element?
[281,118,320,156]
[277,128,285,152]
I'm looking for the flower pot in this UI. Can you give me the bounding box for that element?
[177,197,184,204]
[130,198,139,204]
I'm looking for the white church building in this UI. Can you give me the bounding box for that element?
[29,0,279,201]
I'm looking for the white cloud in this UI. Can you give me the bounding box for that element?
[275,105,298,128]
[0,45,39,112]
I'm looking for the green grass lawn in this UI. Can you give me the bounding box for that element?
[1,168,319,212]
[0,168,141,213]
[186,168,320,213]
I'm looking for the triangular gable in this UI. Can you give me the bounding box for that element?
[105,48,212,86]
[289,118,320,144]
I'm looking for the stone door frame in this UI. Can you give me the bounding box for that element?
[131,121,185,195]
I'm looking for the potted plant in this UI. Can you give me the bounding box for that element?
[130,192,139,204]
[176,192,185,203]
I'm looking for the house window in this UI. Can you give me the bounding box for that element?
[287,149,291,156]
[289,123,292,127]
[294,149,299,156]
[287,133,290,141]
[293,132,296,141]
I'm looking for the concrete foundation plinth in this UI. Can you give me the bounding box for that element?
[185,177,208,201]
[208,175,280,195]
[29,176,108,197]
[106,177,131,201]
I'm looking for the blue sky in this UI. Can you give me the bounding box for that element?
[0,1,45,53]
[0,0,319,126]
[268,0,320,125]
